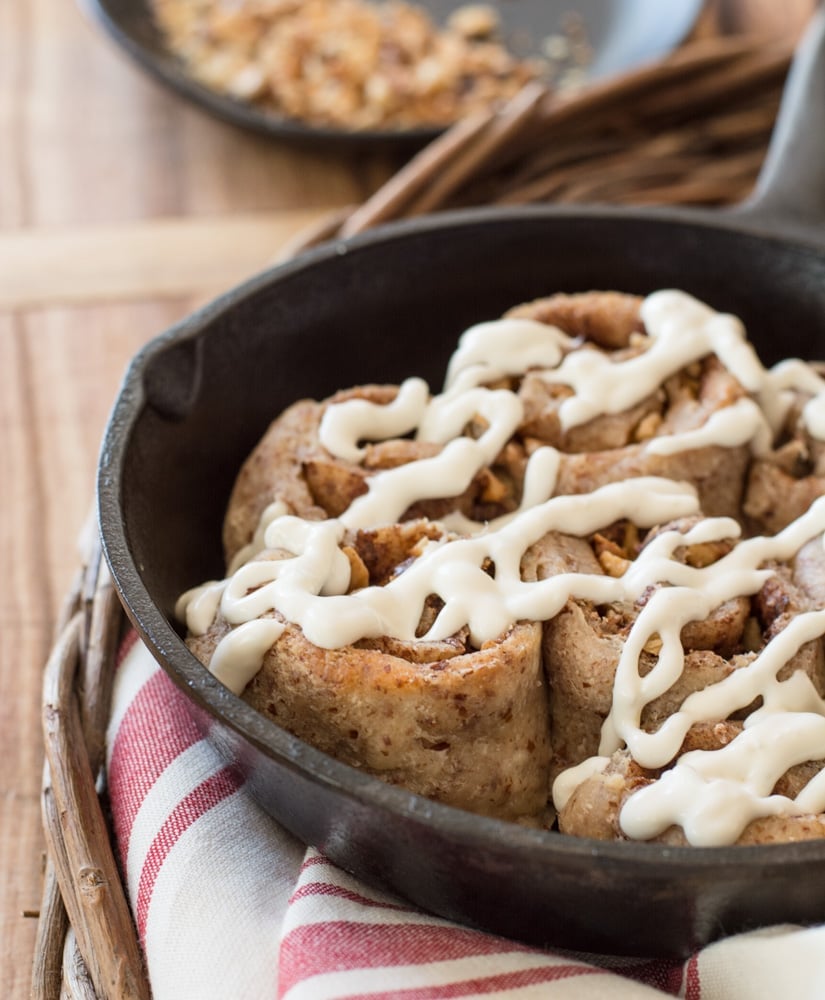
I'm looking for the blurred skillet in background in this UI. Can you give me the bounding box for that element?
[79,0,703,147]
[98,6,825,962]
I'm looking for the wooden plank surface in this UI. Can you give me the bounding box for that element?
[0,3,394,996]
[0,0,814,996]
[0,210,338,309]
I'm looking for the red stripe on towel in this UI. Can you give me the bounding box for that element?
[618,958,692,996]
[289,881,415,913]
[685,954,702,1000]
[279,922,538,995]
[116,629,140,667]
[108,669,205,855]
[135,765,242,941]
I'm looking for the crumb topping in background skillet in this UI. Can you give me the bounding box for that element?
[149,0,565,131]
[176,288,825,847]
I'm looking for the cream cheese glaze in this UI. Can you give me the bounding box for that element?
[177,289,825,846]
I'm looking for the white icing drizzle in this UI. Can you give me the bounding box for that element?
[444,317,572,392]
[341,386,524,531]
[547,291,763,430]
[318,377,429,462]
[603,500,825,763]
[441,446,561,536]
[620,712,825,847]
[761,358,825,441]
[226,499,289,574]
[208,619,286,695]
[176,580,225,636]
[553,757,610,812]
[176,289,825,846]
[645,398,767,456]
[194,475,699,650]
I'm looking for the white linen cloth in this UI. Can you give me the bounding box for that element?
[106,634,825,1000]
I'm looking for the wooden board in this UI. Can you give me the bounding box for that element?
[0,0,814,995]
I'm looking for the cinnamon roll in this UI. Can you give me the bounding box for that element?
[510,292,751,518]
[188,521,551,823]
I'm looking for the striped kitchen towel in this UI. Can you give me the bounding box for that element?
[106,634,825,1000]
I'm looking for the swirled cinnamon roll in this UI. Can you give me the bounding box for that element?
[549,512,825,846]
[538,519,825,780]
[508,292,754,518]
[188,520,551,822]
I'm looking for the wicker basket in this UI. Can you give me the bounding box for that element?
[31,30,791,1000]
[281,32,791,256]
[34,532,147,999]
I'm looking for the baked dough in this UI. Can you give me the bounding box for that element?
[181,290,825,841]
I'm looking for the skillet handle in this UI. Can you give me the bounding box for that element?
[737,6,825,243]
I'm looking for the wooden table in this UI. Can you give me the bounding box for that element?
[0,0,814,994]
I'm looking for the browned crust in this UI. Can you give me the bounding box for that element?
[222,397,330,564]
[744,391,825,535]
[744,459,825,535]
[506,291,644,350]
[192,616,551,822]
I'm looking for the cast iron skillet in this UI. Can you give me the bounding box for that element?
[99,12,825,958]
[80,0,702,147]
